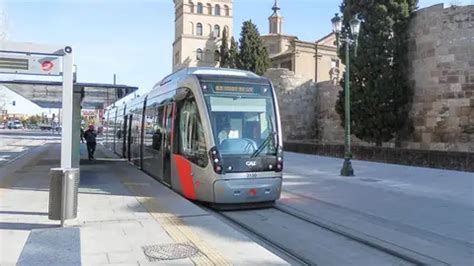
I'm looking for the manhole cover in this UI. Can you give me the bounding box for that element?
[142,243,199,261]
[360,178,381,183]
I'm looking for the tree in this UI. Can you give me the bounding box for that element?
[237,20,270,75]
[219,28,230,67]
[228,37,240,69]
[336,0,417,146]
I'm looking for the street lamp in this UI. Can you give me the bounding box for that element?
[332,13,361,177]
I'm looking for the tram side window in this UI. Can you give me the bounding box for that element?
[178,97,208,167]
[144,105,164,151]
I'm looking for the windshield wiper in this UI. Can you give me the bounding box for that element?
[251,131,277,158]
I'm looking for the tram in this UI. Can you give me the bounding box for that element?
[104,67,283,205]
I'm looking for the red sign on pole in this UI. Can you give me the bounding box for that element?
[41,61,54,71]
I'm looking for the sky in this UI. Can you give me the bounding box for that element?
[0,0,472,115]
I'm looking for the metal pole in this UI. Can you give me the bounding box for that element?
[341,40,354,176]
[61,48,74,169]
[60,49,74,226]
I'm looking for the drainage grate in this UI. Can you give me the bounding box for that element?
[142,243,199,261]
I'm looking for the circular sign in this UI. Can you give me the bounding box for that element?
[41,61,54,71]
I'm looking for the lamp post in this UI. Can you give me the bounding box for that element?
[331,13,361,177]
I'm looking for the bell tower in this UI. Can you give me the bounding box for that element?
[173,0,234,71]
[269,0,283,35]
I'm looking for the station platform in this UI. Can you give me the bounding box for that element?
[0,142,287,265]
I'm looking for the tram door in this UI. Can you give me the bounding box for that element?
[122,115,128,158]
[127,114,133,161]
[162,103,174,185]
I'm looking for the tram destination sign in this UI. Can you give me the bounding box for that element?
[0,53,61,76]
[215,85,254,93]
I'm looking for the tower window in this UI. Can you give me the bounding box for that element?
[196,23,203,36]
[224,5,230,16]
[214,25,221,38]
[197,2,203,14]
[215,4,221,16]
[196,49,203,61]
[207,3,212,15]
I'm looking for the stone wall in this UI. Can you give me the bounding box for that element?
[267,4,474,154]
[265,68,348,144]
[265,68,319,142]
[406,4,474,152]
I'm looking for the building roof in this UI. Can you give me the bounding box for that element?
[315,32,336,45]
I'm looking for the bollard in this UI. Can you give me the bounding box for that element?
[48,168,80,226]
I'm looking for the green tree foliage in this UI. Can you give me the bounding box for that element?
[27,115,41,125]
[219,28,230,67]
[237,20,270,75]
[228,37,240,69]
[336,0,417,146]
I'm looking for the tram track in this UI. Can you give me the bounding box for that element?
[203,205,313,265]
[204,203,446,266]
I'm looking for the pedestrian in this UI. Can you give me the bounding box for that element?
[80,128,85,143]
[84,125,97,160]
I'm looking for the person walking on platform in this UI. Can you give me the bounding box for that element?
[80,127,85,143]
[84,125,97,160]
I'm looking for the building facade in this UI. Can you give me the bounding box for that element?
[261,1,342,83]
[173,0,233,71]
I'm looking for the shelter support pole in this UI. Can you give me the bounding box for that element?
[61,50,74,169]
[72,86,82,168]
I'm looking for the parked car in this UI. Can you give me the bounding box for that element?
[0,123,5,129]
[7,120,23,129]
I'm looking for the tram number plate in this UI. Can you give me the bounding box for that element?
[246,173,257,178]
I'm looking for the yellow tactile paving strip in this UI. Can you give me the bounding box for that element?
[122,181,231,265]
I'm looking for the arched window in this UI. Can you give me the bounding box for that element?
[196,23,203,36]
[189,2,194,13]
[197,2,203,14]
[207,3,212,15]
[214,25,221,38]
[224,5,229,16]
[196,49,203,60]
[214,50,220,62]
[215,4,221,16]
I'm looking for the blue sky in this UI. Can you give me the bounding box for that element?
[0,0,471,114]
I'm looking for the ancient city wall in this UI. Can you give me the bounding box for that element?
[406,4,473,152]
[267,4,474,155]
[265,68,319,142]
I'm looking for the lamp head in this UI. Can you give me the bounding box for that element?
[331,13,342,34]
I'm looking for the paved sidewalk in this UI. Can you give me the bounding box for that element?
[281,152,474,265]
[0,143,287,265]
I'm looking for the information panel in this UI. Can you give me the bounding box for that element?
[0,53,61,76]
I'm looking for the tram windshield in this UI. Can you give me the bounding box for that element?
[202,81,277,157]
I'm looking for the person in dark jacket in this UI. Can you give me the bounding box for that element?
[84,125,97,160]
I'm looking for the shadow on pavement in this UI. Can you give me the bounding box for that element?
[0,211,48,216]
[0,222,57,231]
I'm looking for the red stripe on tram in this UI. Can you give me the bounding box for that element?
[174,155,197,200]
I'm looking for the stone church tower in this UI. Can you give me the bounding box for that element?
[172,0,233,71]
[269,0,283,35]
